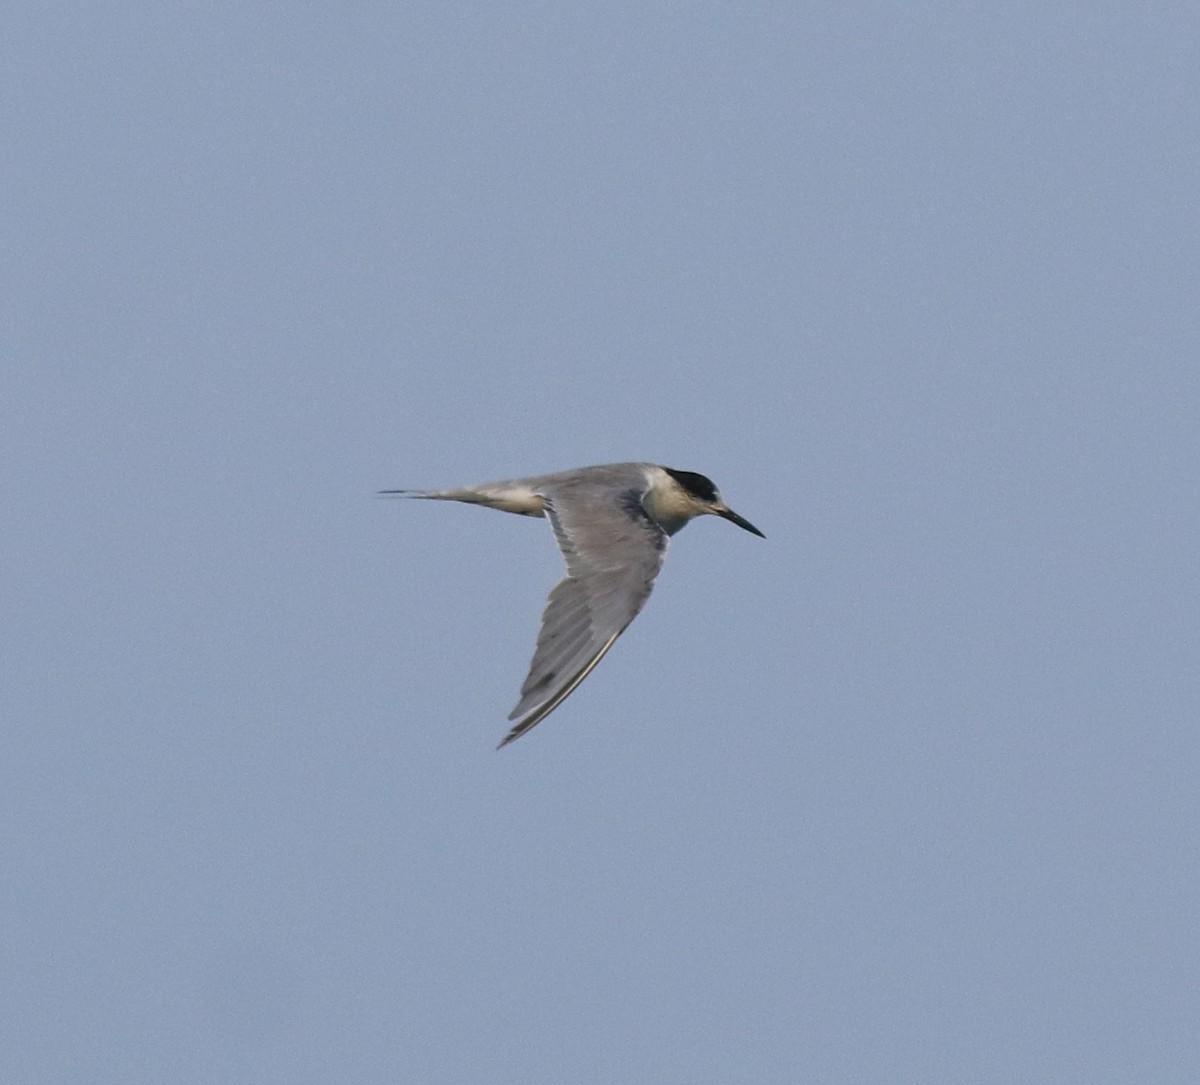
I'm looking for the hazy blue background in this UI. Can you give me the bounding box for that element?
[4,2,1197,1082]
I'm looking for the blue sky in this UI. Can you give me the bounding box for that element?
[4,2,1198,1082]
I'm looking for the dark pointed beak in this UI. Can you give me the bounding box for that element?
[716,505,765,538]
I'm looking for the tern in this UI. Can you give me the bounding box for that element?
[381,462,764,747]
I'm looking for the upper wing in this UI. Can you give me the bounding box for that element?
[499,483,668,747]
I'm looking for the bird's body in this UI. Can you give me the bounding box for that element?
[382,462,763,747]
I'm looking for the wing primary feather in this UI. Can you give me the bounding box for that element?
[498,631,622,748]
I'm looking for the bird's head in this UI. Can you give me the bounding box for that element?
[655,467,766,538]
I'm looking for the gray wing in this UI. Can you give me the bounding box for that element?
[499,483,668,747]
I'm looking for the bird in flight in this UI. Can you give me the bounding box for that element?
[381,462,764,747]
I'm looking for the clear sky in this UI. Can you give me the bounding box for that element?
[4,2,1198,1082]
